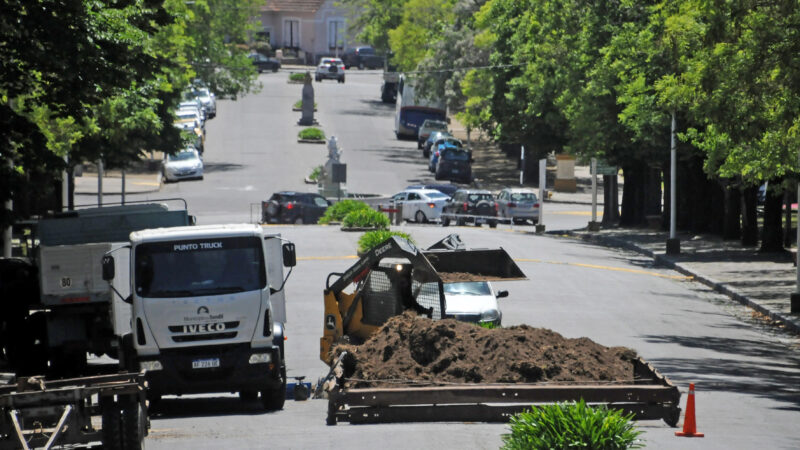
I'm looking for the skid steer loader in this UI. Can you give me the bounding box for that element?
[320,234,526,364]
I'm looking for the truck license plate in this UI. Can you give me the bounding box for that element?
[192,358,220,369]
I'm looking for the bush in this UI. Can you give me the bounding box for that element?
[357,230,413,254]
[318,199,370,224]
[342,208,390,229]
[298,127,325,140]
[502,400,643,450]
[289,72,307,82]
[308,165,323,182]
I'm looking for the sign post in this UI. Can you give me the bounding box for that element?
[536,159,546,233]
[588,158,601,231]
[520,145,525,185]
[666,112,680,255]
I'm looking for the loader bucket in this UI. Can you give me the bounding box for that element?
[422,248,526,282]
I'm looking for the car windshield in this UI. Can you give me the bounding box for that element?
[510,193,537,202]
[311,197,329,207]
[444,282,492,296]
[134,236,266,298]
[467,193,492,202]
[167,151,197,162]
[358,47,375,55]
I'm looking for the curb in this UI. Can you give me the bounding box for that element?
[297,139,326,144]
[562,230,800,335]
[74,173,163,196]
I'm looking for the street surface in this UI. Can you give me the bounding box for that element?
[123,70,799,449]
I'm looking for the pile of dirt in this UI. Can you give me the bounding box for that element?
[335,311,637,388]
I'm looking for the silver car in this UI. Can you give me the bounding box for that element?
[189,87,216,118]
[496,188,540,225]
[443,281,508,326]
[162,148,204,182]
[315,58,345,83]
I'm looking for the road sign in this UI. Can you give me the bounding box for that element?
[595,163,618,176]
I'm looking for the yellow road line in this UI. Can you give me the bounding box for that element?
[296,254,691,280]
[514,258,693,280]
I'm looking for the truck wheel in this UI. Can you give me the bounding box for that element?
[260,367,286,411]
[50,349,87,378]
[122,398,147,449]
[101,401,123,450]
[14,312,48,376]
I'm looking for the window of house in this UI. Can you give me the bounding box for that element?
[328,19,345,50]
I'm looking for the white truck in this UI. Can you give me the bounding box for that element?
[102,224,296,410]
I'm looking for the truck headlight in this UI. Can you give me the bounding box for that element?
[480,309,500,322]
[249,353,272,364]
[140,360,163,372]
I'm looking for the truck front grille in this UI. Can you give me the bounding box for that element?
[172,332,237,343]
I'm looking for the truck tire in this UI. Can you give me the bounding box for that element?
[14,312,48,376]
[260,366,286,411]
[102,401,123,450]
[122,399,147,449]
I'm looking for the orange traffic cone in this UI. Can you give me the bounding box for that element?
[675,383,704,437]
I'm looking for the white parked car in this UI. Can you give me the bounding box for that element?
[443,281,508,326]
[315,57,345,83]
[162,148,204,182]
[496,188,540,225]
[189,87,216,118]
[390,188,450,223]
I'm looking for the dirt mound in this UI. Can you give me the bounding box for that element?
[335,312,637,388]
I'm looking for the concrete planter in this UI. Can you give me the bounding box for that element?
[297,139,326,144]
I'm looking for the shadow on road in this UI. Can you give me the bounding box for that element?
[203,162,244,174]
[642,334,800,410]
[149,395,280,419]
[336,99,395,117]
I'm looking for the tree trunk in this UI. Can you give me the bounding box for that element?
[760,179,784,252]
[620,163,644,226]
[722,183,741,240]
[784,189,793,248]
[601,174,619,227]
[741,185,759,246]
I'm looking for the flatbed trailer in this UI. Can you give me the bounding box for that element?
[326,357,680,427]
[0,373,147,449]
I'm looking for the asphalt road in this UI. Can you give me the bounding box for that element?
[137,70,799,449]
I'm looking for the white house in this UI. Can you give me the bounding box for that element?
[258,0,350,64]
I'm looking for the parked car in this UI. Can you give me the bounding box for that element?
[249,53,281,73]
[172,118,204,153]
[315,58,346,83]
[429,138,464,172]
[496,188,540,225]
[406,184,459,198]
[262,191,331,224]
[341,46,384,70]
[390,188,450,223]
[187,86,216,118]
[162,148,204,182]
[441,189,498,227]
[423,131,452,158]
[435,147,473,183]
[176,107,204,133]
[444,281,507,326]
[417,119,448,149]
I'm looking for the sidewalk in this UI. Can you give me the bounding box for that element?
[74,169,162,197]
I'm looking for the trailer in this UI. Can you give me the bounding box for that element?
[325,357,680,427]
[0,372,147,449]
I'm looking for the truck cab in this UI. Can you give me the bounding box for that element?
[109,224,295,410]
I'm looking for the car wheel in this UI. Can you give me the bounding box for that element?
[441,216,450,227]
[341,77,345,83]
[415,210,427,224]
[294,217,304,225]
[456,217,466,226]
[315,76,320,82]
[489,220,498,228]
[423,149,430,158]
[359,62,365,70]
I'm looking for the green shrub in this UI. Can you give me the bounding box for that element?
[298,127,325,140]
[357,230,413,254]
[502,400,643,450]
[289,72,307,82]
[342,208,390,229]
[478,321,500,329]
[294,100,317,109]
[318,199,370,224]
[308,165,323,182]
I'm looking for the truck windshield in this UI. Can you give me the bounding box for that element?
[134,236,266,298]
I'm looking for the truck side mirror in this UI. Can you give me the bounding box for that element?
[496,290,509,299]
[102,255,115,281]
[282,243,296,267]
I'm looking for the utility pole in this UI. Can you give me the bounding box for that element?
[97,159,104,207]
[666,112,680,255]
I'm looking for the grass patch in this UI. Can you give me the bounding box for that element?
[298,127,325,141]
[294,100,317,110]
[357,230,413,254]
[502,400,643,450]
[342,208,390,229]
[289,72,307,83]
[478,321,500,329]
[318,199,370,224]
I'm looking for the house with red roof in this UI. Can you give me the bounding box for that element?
[258,0,349,64]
